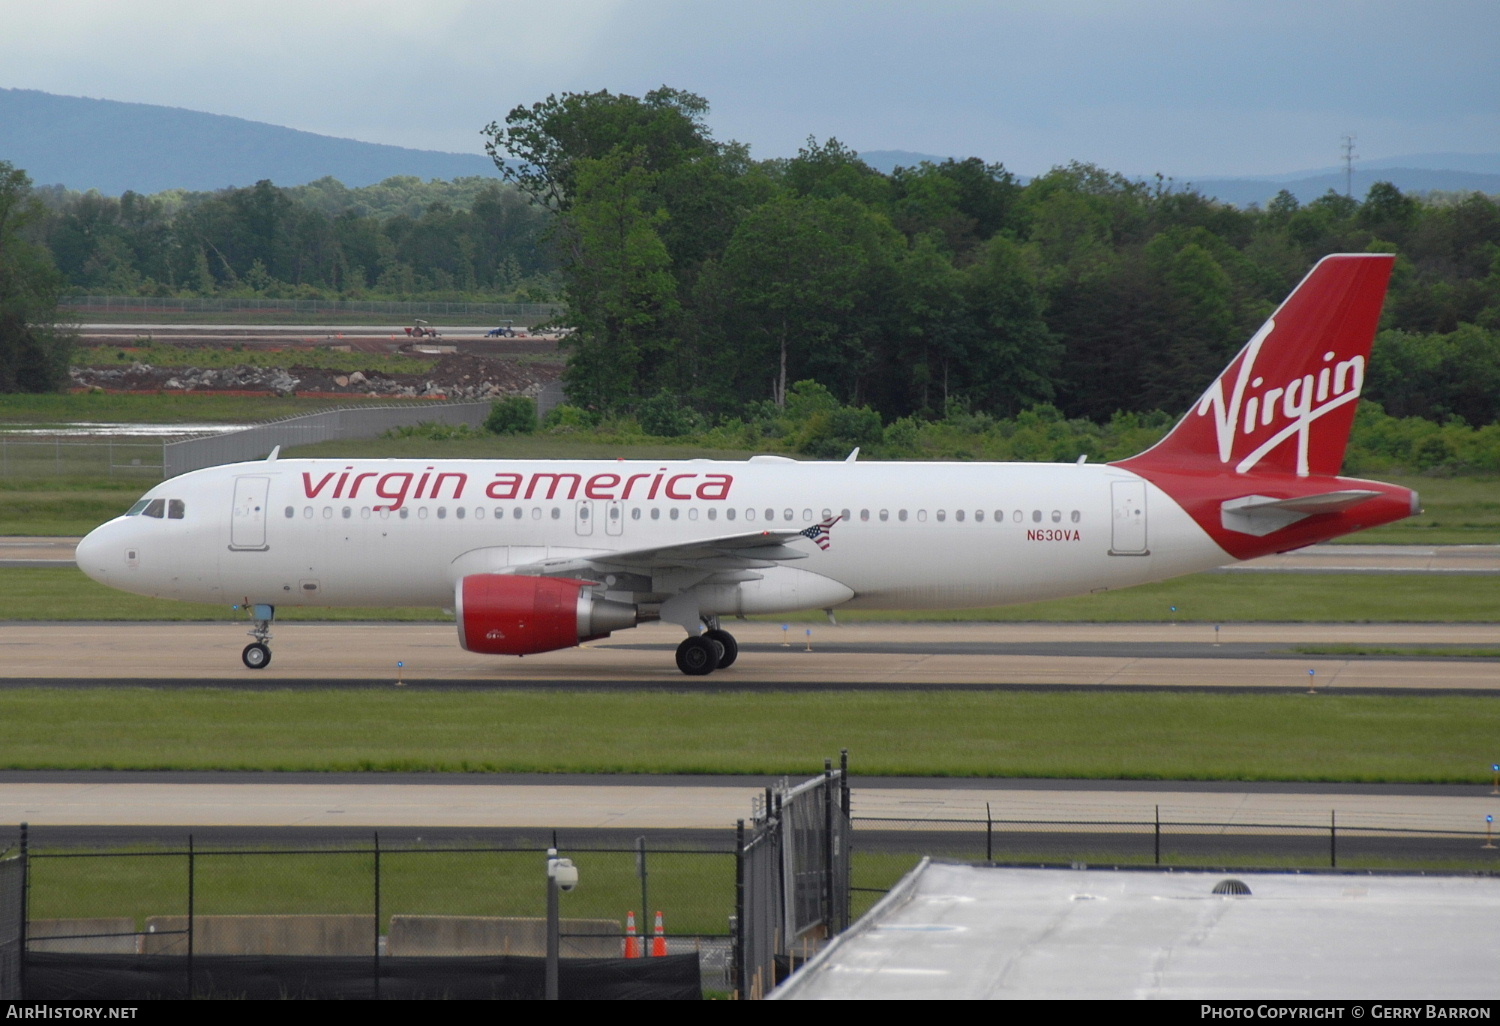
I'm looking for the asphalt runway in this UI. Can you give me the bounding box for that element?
[4,620,1498,692]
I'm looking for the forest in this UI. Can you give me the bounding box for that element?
[5,86,1500,447]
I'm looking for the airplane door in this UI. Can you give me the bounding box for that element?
[1110,480,1148,555]
[230,476,271,551]
[605,500,623,536]
[575,499,594,537]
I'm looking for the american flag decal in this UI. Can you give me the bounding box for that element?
[799,513,844,551]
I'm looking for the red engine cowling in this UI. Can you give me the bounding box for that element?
[456,574,638,656]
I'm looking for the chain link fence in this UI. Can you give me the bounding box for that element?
[0,440,165,479]
[62,296,566,322]
[20,834,726,999]
[0,850,22,999]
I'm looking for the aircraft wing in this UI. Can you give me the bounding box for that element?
[505,527,815,578]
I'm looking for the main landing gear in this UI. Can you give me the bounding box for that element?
[674,618,739,676]
[242,603,275,670]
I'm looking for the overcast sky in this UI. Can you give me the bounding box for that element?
[6,0,1497,178]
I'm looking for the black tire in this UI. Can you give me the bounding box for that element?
[242,643,271,670]
[675,635,717,676]
[704,628,738,669]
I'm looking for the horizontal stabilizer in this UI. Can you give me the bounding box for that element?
[1221,490,1383,537]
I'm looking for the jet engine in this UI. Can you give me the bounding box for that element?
[455,574,638,656]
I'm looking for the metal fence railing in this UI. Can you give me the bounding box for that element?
[734,754,852,1000]
[0,848,22,1000]
[18,832,726,1000]
[0,440,165,479]
[60,296,567,322]
[162,401,494,477]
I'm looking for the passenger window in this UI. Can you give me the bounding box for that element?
[342,507,352,519]
[801,509,812,522]
[284,506,294,519]
[651,508,661,520]
[550,507,561,520]
[361,508,371,519]
[530,508,541,520]
[955,510,965,522]
[936,510,946,522]
[1051,510,1061,523]
[745,509,756,522]
[418,507,429,520]
[1032,510,1042,523]
[437,507,447,519]
[879,510,889,522]
[726,508,736,521]
[841,509,851,521]
[143,499,165,518]
[899,510,908,522]
[860,509,870,521]
[670,508,680,520]
[765,509,774,521]
[784,509,794,522]
[323,507,333,519]
[917,510,927,522]
[688,508,699,521]
[631,508,642,520]
[400,508,410,520]
[1013,510,1022,523]
[821,509,832,520]
[304,507,313,519]
[975,510,984,522]
[1071,510,1081,523]
[706,508,716,521]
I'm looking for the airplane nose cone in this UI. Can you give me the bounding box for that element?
[74,524,114,585]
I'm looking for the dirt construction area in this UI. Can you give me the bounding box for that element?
[70,323,566,401]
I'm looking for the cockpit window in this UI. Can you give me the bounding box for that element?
[142,499,166,519]
[126,500,150,516]
[168,499,185,520]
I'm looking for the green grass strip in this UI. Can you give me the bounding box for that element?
[6,567,1500,622]
[1,689,1494,782]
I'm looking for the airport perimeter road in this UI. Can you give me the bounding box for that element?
[1,773,1496,835]
[3,621,1499,691]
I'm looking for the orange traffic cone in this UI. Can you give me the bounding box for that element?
[624,910,641,958]
[651,910,668,957]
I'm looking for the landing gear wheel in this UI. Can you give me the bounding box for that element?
[675,635,718,676]
[703,628,738,669]
[242,642,271,670]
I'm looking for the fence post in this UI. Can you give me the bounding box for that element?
[823,758,835,930]
[373,831,381,1000]
[986,803,993,862]
[18,823,27,1001]
[733,821,745,999]
[1330,810,1337,868]
[187,834,195,999]
[1155,805,1161,865]
[636,835,649,951]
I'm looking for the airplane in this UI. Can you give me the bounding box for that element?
[74,254,1419,676]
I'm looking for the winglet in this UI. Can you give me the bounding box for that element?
[266,446,280,463]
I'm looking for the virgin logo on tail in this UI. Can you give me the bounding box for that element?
[1197,320,1367,477]
[1122,254,1394,480]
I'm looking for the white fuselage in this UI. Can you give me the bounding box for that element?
[75,456,1231,615]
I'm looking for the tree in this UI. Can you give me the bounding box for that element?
[0,162,72,392]
[558,148,680,410]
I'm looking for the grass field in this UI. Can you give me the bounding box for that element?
[5,566,1497,623]
[0,688,1492,781]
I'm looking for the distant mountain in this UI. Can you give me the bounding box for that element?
[1183,167,1500,207]
[0,88,499,195]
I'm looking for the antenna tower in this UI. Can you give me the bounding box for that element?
[1341,135,1358,198]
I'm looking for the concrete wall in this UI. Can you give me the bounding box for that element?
[27,919,139,954]
[142,915,375,956]
[388,916,621,958]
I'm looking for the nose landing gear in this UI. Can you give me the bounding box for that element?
[241,603,275,670]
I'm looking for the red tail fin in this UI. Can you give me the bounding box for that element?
[1121,253,1394,478]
